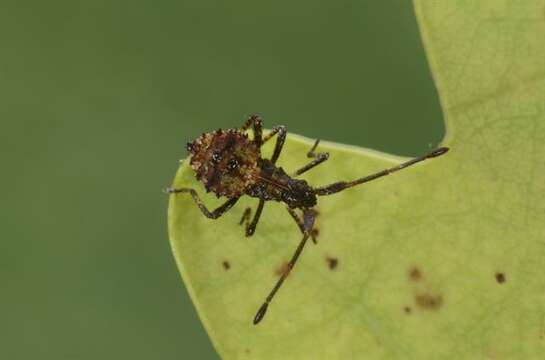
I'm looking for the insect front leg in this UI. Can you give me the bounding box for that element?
[166,187,239,219]
[253,208,316,325]
[262,125,287,164]
[239,199,266,237]
[293,139,329,176]
[286,207,318,244]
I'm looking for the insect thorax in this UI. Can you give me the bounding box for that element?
[246,159,317,209]
[187,129,260,198]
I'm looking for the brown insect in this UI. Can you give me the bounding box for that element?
[167,114,449,325]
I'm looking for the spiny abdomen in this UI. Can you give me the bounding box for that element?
[187,129,261,198]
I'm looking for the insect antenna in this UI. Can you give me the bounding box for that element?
[314,147,449,196]
[253,209,316,325]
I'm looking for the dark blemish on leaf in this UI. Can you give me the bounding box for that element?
[404,306,412,314]
[408,266,422,281]
[495,272,506,284]
[275,261,290,277]
[325,256,338,270]
[222,260,230,270]
[415,293,444,311]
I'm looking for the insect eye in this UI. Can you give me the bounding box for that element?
[227,158,239,170]
[186,142,195,153]
[211,152,221,163]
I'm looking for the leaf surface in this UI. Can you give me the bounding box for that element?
[168,1,545,358]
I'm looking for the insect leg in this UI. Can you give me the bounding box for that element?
[239,200,266,237]
[293,155,329,176]
[286,207,317,244]
[253,208,316,325]
[293,139,329,176]
[262,125,287,164]
[239,207,251,225]
[241,114,263,147]
[166,187,239,218]
[306,139,324,158]
[314,147,449,196]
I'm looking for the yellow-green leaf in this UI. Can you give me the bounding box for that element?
[168,1,545,358]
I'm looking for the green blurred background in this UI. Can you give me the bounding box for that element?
[1,1,443,359]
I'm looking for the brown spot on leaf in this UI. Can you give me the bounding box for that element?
[403,306,412,314]
[495,272,506,284]
[408,266,422,281]
[415,293,443,311]
[275,261,290,276]
[325,256,338,270]
[222,260,230,270]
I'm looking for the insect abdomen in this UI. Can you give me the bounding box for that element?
[187,129,261,198]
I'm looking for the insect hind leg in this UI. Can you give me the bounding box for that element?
[241,114,263,147]
[166,187,239,219]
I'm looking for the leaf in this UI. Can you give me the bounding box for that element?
[168,1,545,358]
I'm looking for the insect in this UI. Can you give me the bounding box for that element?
[167,114,449,325]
